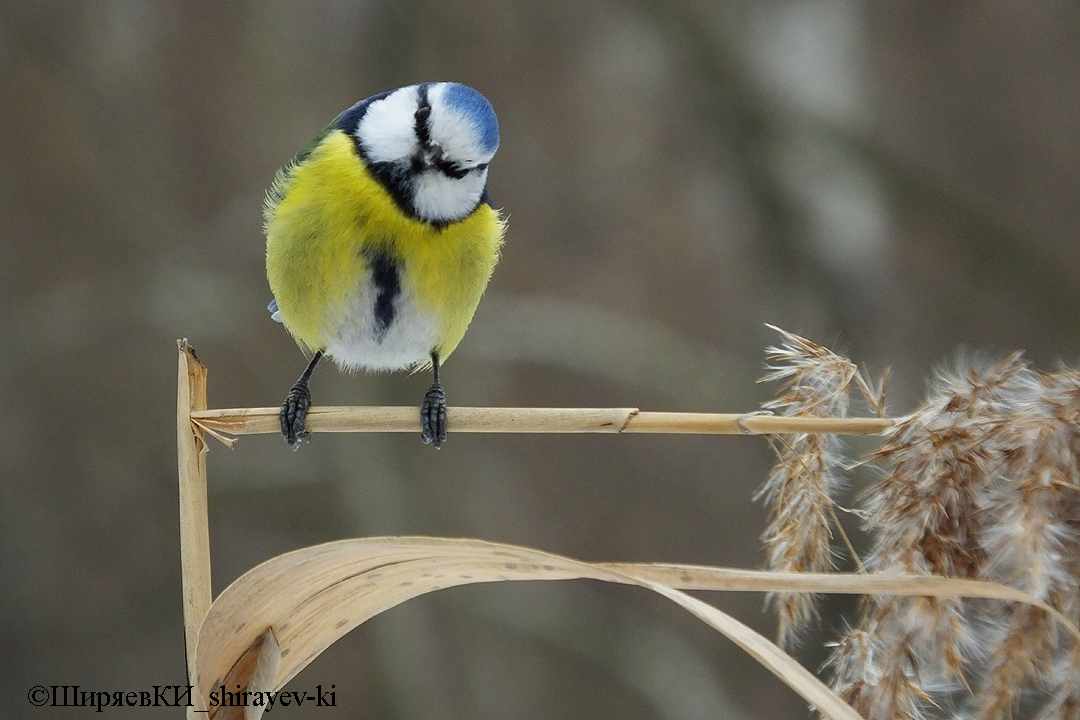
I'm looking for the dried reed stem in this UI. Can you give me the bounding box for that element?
[189,406,893,440]
[176,340,211,718]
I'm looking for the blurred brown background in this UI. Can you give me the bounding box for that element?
[3,1,1079,718]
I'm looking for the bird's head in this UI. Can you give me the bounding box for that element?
[351,82,499,226]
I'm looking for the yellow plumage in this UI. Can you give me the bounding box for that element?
[265,129,505,368]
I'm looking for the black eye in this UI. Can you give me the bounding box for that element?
[474,163,488,171]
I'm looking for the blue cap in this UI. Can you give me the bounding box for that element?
[443,83,499,155]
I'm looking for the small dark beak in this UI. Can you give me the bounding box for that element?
[418,143,444,171]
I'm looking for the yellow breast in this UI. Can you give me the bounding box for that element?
[265,130,505,366]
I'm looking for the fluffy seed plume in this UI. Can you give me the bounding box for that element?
[826,625,933,720]
[753,331,1080,718]
[826,354,1037,719]
[968,369,1080,719]
[757,326,878,647]
[812,350,1080,720]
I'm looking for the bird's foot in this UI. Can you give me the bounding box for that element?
[421,383,447,448]
[280,381,312,451]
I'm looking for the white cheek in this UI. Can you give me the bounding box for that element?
[358,88,420,163]
[411,170,488,223]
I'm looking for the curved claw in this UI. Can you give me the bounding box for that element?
[420,383,447,449]
[280,381,312,451]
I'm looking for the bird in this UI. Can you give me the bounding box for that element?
[264,82,505,450]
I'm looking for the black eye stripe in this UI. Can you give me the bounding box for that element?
[433,158,489,180]
[435,158,469,179]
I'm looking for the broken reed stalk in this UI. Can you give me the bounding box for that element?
[176,340,211,718]
[189,405,893,440]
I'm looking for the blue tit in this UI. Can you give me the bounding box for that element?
[264,82,505,449]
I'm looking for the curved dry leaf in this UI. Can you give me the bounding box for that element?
[194,537,1077,720]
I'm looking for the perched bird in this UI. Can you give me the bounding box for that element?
[264,82,505,449]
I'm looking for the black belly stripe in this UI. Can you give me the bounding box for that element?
[368,250,401,337]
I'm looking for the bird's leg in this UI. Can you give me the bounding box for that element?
[420,351,448,448]
[280,351,322,451]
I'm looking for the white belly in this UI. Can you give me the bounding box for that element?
[322,275,441,372]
